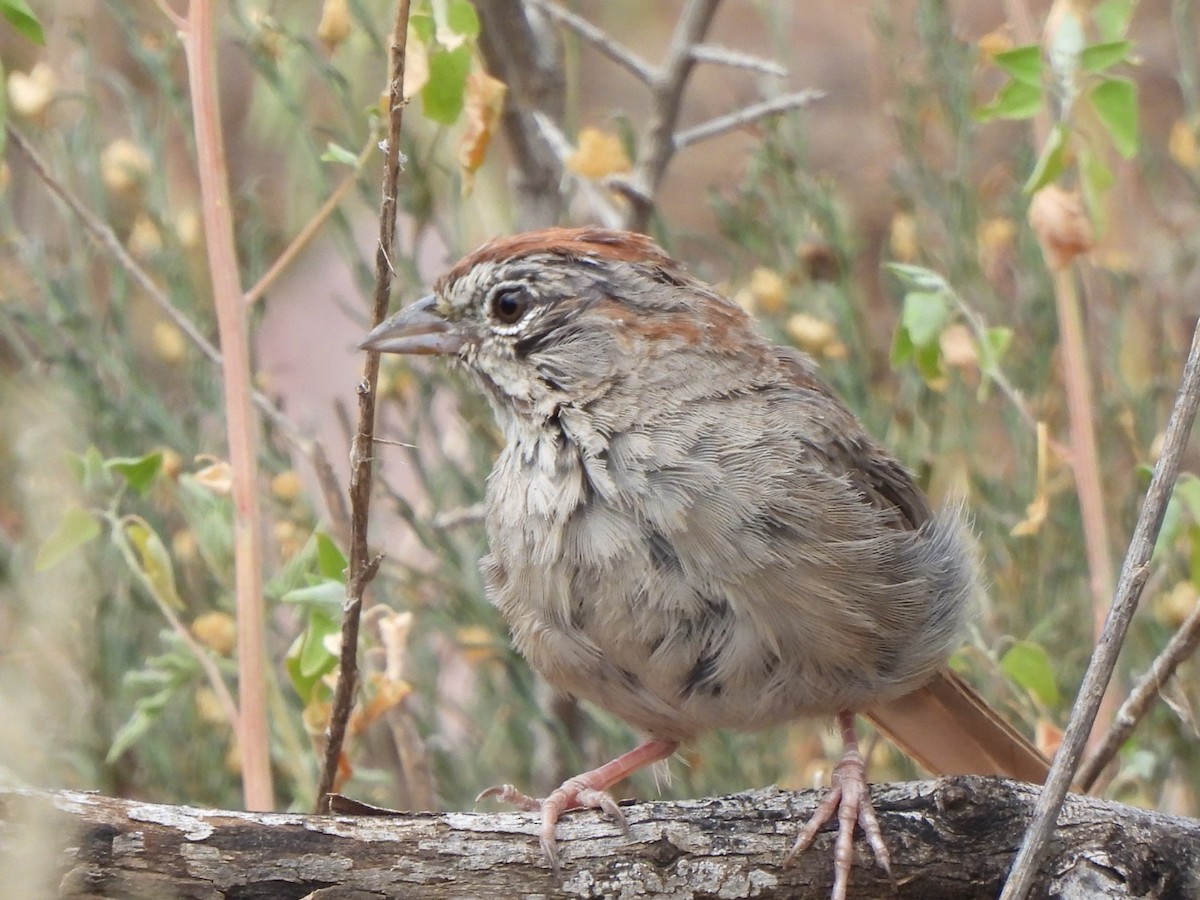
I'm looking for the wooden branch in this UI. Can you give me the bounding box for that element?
[13,779,1200,899]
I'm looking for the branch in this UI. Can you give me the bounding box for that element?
[672,89,823,150]
[527,0,654,85]
[1001,315,1200,898]
[1077,593,1200,791]
[179,0,271,810]
[16,780,1200,898]
[315,0,411,811]
[687,43,786,77]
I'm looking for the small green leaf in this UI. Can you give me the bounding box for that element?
[979,326,1013,373]
[901,291,951,348]
[1,0,45,45]
[975,78,1044,122]
[106,452,163,496]
[1089,76,1139,158]
[446,0,480,38]
[890,322,915,368]
[422,45,472,124]
[320,142,359,166]
[281,581,345,607]
[1079,40,1132,73]
[315,532,348,582]
[286,611,340,700]
[1023,123,1069,194]
[884,263,951,294]
[125,517,184,610]
[1093,0,1135,42]
[410,12,434,42]
[991,45,1043,86]
[71,446,114,492]
[1001,641,1061,707]
[35,507,101,571]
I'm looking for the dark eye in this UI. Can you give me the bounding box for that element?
[490,286,531,325]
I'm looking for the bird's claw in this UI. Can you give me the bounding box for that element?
[784,748,890,900]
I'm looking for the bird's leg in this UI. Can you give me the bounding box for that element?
[785,710,890,900]
[478,737,678,872]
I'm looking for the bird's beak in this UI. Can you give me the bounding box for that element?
[358,294,465,356]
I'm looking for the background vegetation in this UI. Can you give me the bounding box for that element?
[1,0,1198,840]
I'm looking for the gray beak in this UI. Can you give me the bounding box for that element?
[358,294,466,356]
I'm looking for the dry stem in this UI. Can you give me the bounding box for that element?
[314,0,412,812]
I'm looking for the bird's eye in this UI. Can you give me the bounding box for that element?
[489,286,531,326]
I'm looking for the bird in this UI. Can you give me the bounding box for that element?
[360,226,1049,899]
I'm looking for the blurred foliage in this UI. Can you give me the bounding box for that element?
[1,0,1199,829]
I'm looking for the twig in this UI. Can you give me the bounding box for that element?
[314,0,411,813]
[244,132,378,307]
[672,89,823,150]
[180,0,272,811]
[687,43,786,77]
[999,316,1200,899]
[625,0,722,231]
[527,0,654,85]
[1077,593,1200,791]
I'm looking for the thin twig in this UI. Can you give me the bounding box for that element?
[244,133,378,307]
[672,89,823,150]
[527,0,654,85]
[1077,593,1200,791]
[181,0,272,811]
[999,317,1200,899]
[625,0,722,230]
[314,0,411,813]
[687,43,786,77]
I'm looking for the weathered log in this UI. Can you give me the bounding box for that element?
[3,778,1198,898]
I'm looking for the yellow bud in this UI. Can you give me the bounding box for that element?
[785,313,838,356]
[7,62,57,120]
[175,209,202,251]
[1169,120,1200,171]
[128,213,163,259]
[101,138,152,196]
[566,127,633,180]
[889,212,919,262]
[1154,581,1198,629]
[317,0,352,53]
[748,267,787,314]
[977,27,1015,61]
[171,527,198,563]
[152,320,187,364]
[159,449,184,480]
[271,469,303,502]
[192,611,237,656]
[194,687,230,725]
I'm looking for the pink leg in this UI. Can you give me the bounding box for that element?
[784,711,890,900]
[478,738,679,872]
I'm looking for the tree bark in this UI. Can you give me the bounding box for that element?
[4,778,1198,899]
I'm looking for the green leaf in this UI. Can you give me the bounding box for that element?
[890,322,915,368]
[913,339,942,383]
[1093,0,1135,42]
[900,291,951,348]
[285,611,340,700]
[1,0,45,45]
[125,517,184,610]
[281,581,345,607]
[975,78,1044,122]
[1089,76,1139,158]
[422,45,471,124]
[35,507,101,571]
[446,0,480,38]
[884,262,951,294]
[410,12,434,42]
[71,446,114,492]
[1001,641,1061,707]
[320,142,359,166]
[979,326,1013,374]
[991,45,1043,86]
[106,452,163,496]
[1079,40,1132,73]
[315,532,348,582]
[1023,123,1069,194]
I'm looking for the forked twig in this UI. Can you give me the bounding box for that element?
[1000,317,1200,899]
[314,0,412,812]
[673,89,823,150]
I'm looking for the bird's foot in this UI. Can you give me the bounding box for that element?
[783,712,890,900]
[476,738,678,875]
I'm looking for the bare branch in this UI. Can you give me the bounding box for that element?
[1000,316,1200,899]
[315,0,412,812]
[528,0,655,85]
[1077,595,1200,791]
[688,43,787,77]
[673,89,823,150]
